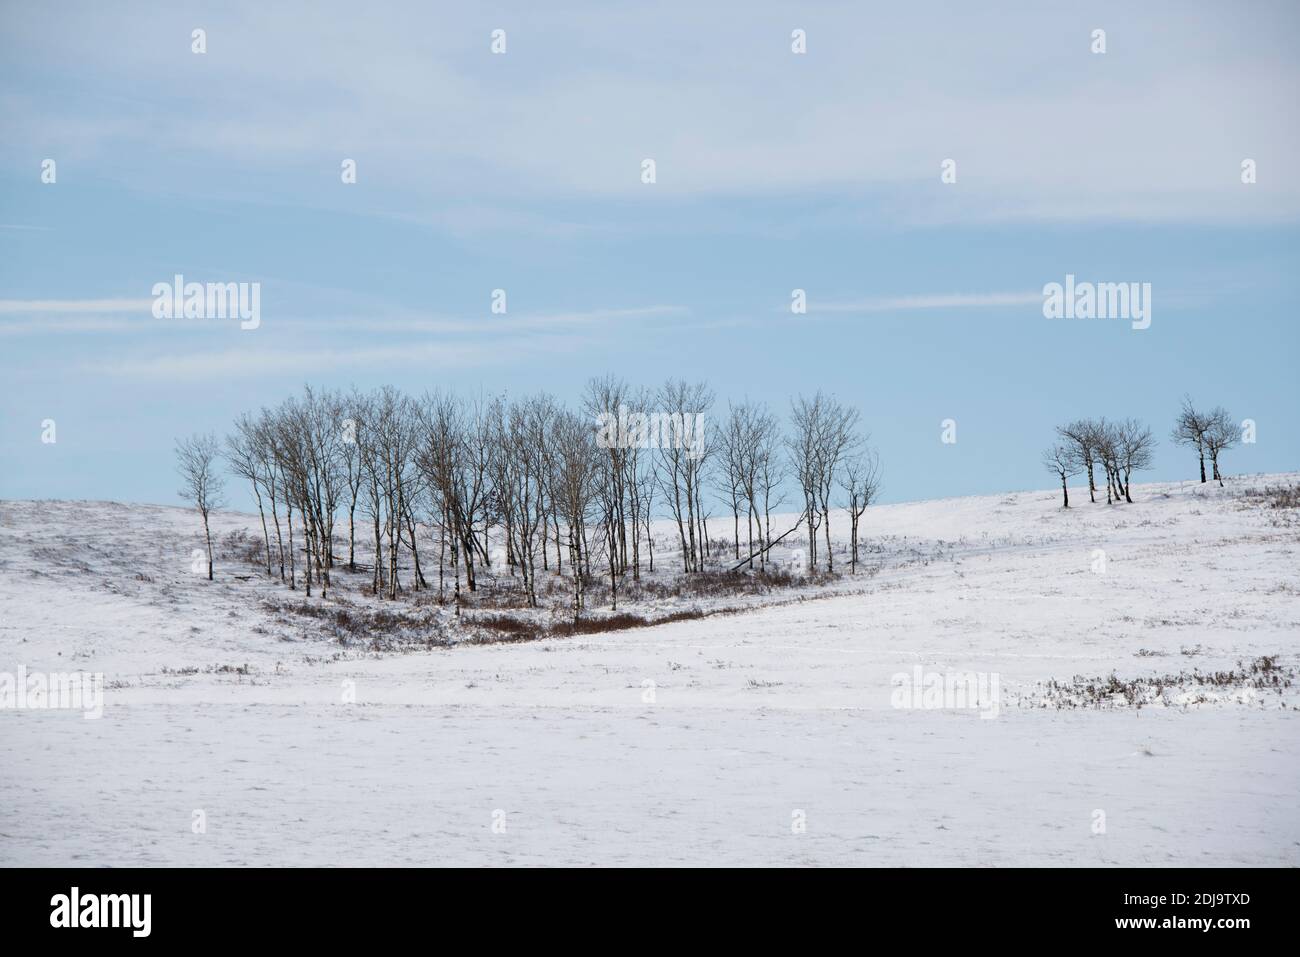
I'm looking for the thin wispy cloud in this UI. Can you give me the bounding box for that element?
[89,336,584,380]
[0,302,689,337]
[0,316,151,336]
[0,297,153,314]
[284,305,691,336]
[810,292,1042,315]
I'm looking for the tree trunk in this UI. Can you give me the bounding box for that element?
[287,505,296,589]
[252,485,272,575]
[822,505,833,573]
[304,520,313,598]
[438,511,446,605]
[348,500,357,570]
[203,514,214,580]
[269,495,285,582]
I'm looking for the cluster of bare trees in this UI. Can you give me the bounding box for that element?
[717,401,783,570]
[175,380,882,614]
[1044,397,1241,508]
[715,392,881,574]
[584,377,709,591]
[223,386,356,599]
[785,394,880,573]
[1171,396,1238,487]
[221,385,591,611]
[1044,418,1156,507]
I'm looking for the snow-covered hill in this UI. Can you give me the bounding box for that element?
[1,474,1297,865]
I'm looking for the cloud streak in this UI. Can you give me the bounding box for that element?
[0,298,153,314]
[810,292,1043,315]
[88,336,585,380]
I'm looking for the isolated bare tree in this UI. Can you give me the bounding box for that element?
[176,432,225,581]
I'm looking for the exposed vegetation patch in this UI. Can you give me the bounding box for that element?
[262,590,721,650]
[464,608,709,645]
[623,566,837,601]
[1025,656,1294,710]
[263,595,453,649]
[161,663,254,676]
[1239,483,1300,525]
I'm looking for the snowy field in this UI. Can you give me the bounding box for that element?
[2,475,1298,866]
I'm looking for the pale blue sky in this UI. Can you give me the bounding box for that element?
[1,1,1297,509]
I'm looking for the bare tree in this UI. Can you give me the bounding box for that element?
[226,414,273,575]
[1093,420,1123,505]
[489,394,555,607]
[718,403,748,561]
[252,410,286,582]
[786,396,823,570]
[623,386,653,581]
[585,375,633,580]
[176,432,225,581]
[1056,419,1100,503]
[550,409,599,618]
[415,390,463,606]
[270,396,316,595]
[1114,418,1156,502]
[415,390,493,607]
[637,450,657,574]
[1202,406,1236,487]
[839,449,882,570]
[654,379,714,573]
[753,411,787,570]
[1042,442,1080,508]
[340,389,366,570]
[788,392,860,572]
[729,401,778,571]
[1171,395,1210,483]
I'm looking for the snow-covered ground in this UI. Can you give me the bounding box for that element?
[1,475,1298,866]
